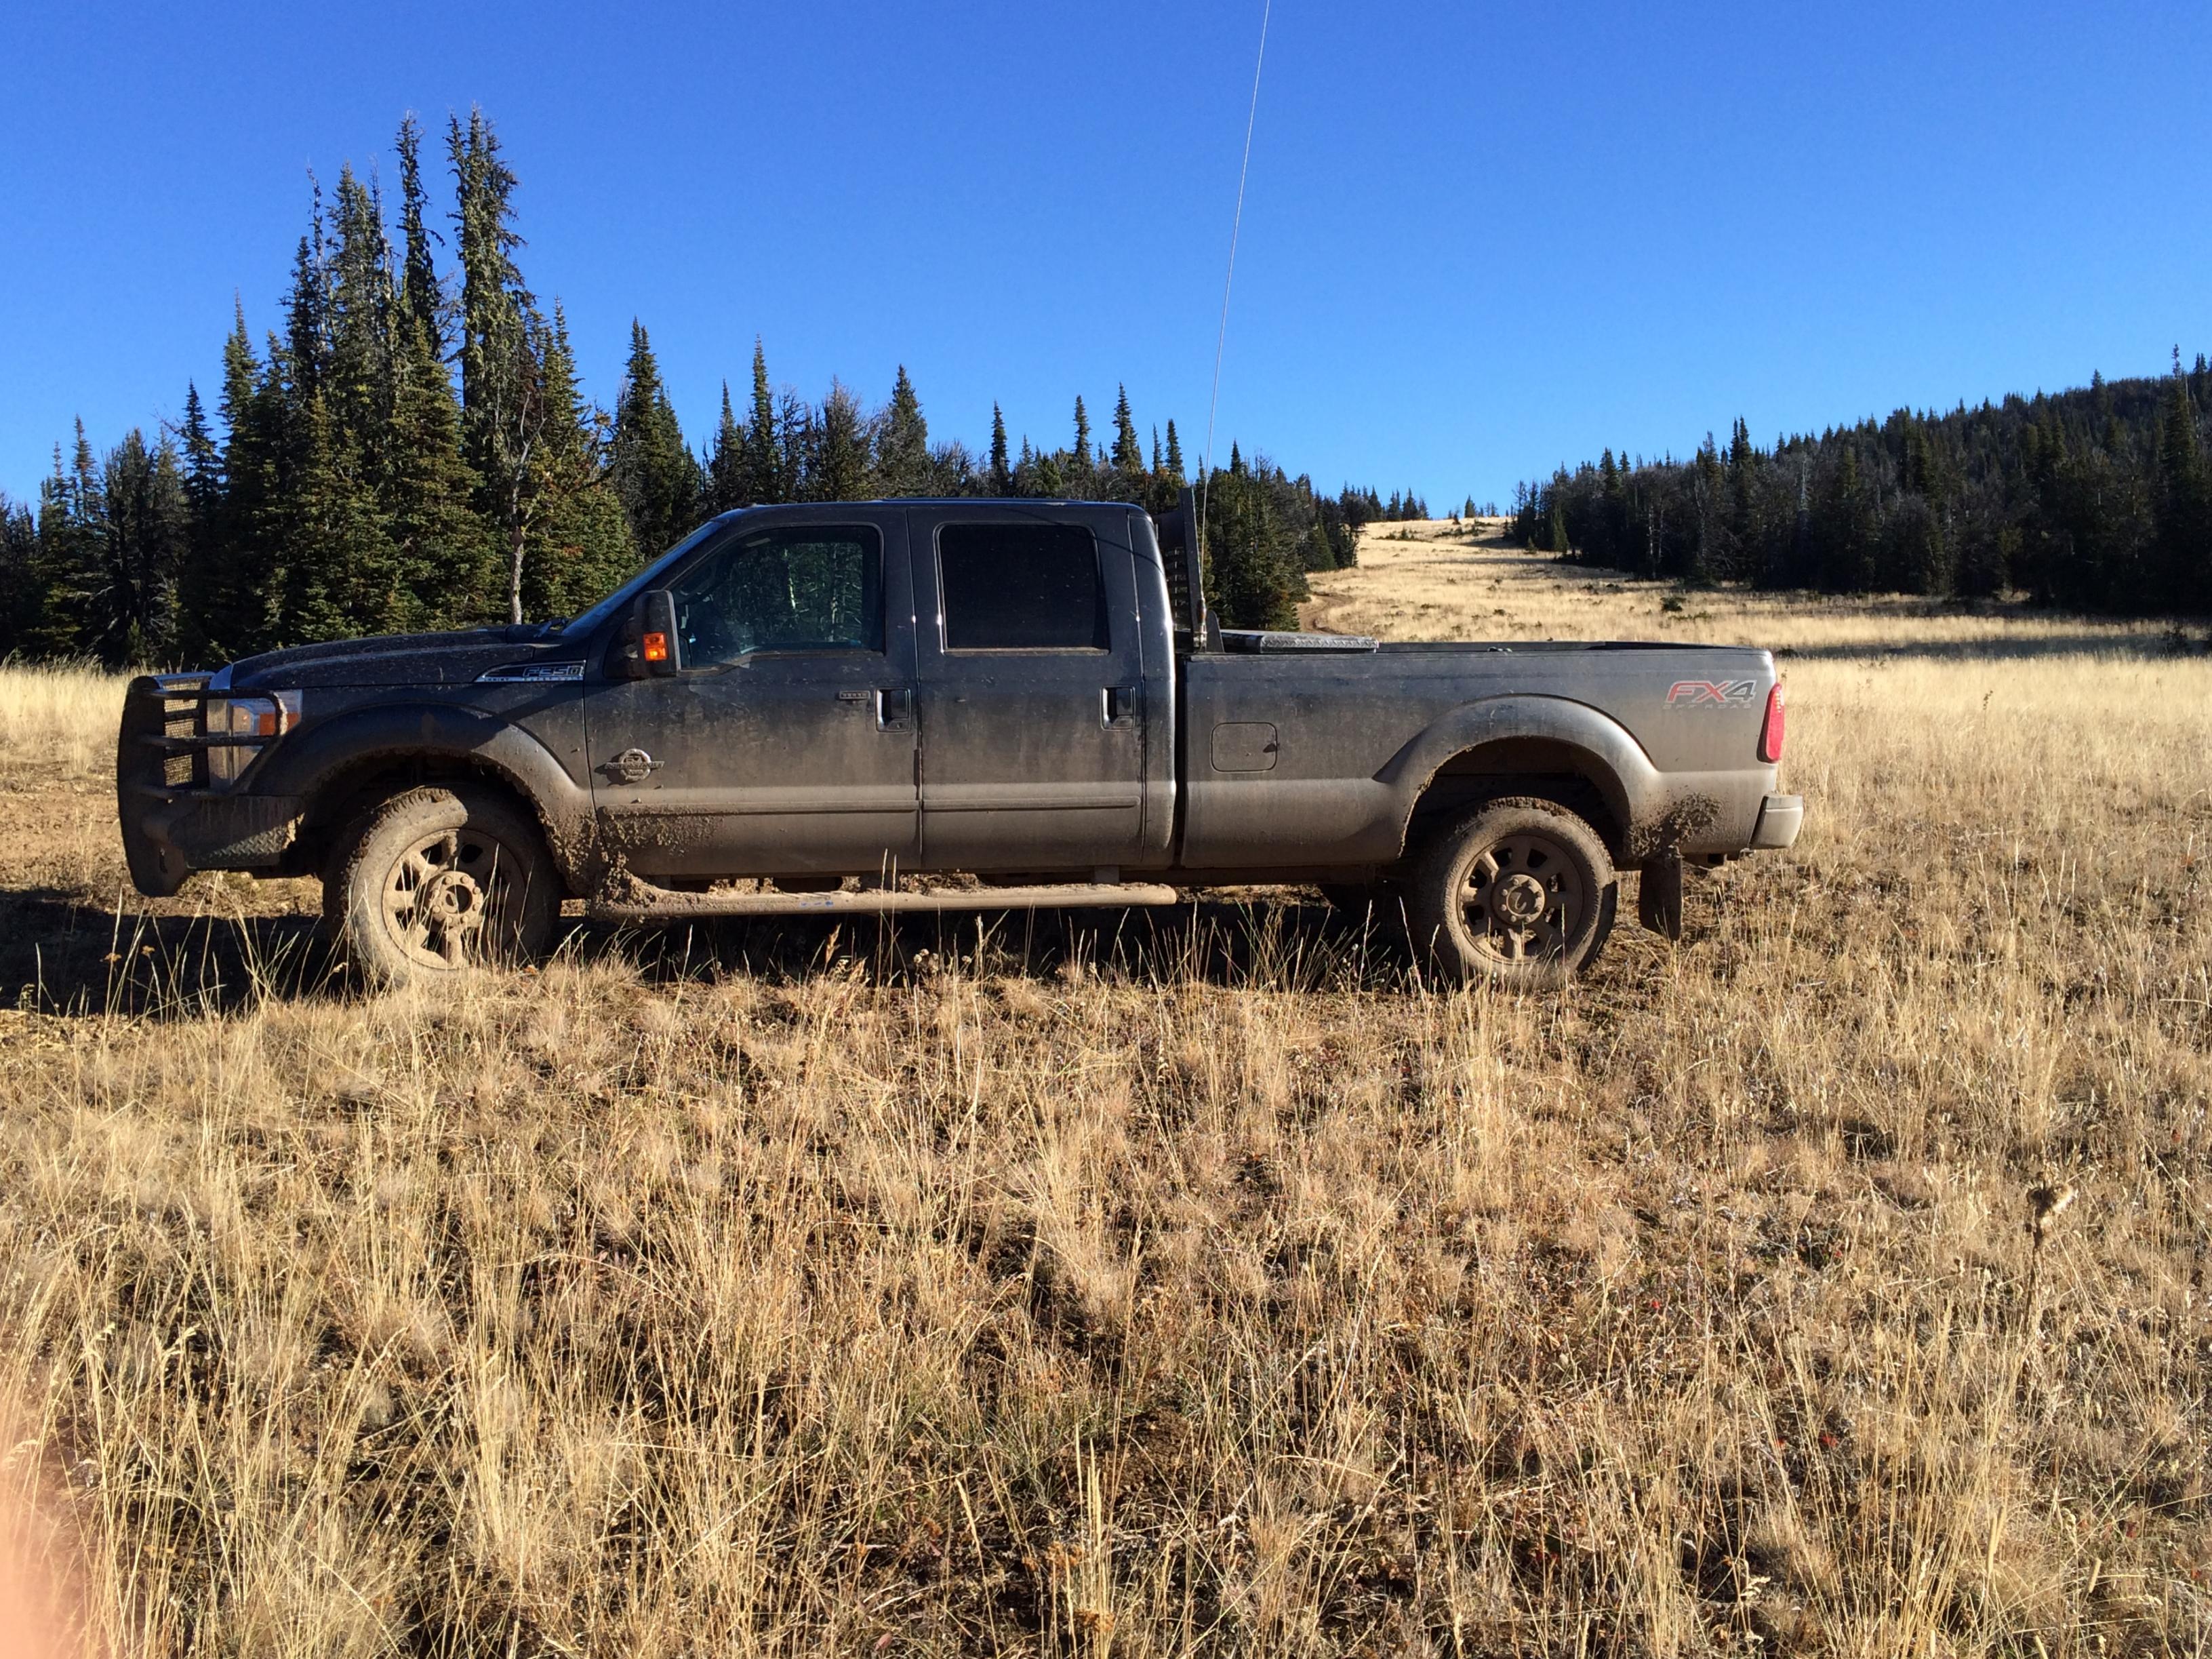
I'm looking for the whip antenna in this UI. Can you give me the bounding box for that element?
[1201,0,1273,538]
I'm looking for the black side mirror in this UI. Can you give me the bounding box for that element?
[632,589,680,677]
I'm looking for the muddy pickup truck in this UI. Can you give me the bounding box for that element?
[117,492,1801,988]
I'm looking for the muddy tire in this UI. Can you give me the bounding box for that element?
[1407,797,1616,989]
[323,785,561,988]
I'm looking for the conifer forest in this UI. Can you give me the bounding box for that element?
[1514,357,2212,616]
[0,112,1440,666]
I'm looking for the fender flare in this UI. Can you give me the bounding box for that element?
[1375,694,1665,857]
[247,703,598,881]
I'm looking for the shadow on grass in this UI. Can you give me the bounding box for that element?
[1,885,1427,1020]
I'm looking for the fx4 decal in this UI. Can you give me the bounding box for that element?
[1667,679,1759,707]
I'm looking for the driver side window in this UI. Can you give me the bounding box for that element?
[670,525,884,664]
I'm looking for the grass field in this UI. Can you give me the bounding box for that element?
[1,525,2207,1656]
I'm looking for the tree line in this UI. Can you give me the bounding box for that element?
[1511,356,2212,614]
[0,109,1417,664]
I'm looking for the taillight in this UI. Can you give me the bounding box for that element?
[1758,682,1786,763]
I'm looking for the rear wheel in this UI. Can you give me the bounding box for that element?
[324,785,561,987]
[1407,797,1615,988]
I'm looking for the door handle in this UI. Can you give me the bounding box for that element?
[1103,685,1139,724]
[876,687,912,730]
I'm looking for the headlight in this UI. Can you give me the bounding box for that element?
[203,691,303,787]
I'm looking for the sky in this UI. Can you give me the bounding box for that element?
[3,0,2208,511]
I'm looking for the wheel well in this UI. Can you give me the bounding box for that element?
[284,755,551,878]
[1402,739,1627,862]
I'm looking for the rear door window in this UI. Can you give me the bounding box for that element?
[938,523,1108,651]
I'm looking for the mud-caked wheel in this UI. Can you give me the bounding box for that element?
[324,786,562,987]
[1407,797,1617,989]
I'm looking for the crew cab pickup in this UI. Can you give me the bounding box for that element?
[117,493,1803,987]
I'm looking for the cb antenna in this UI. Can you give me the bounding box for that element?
[1200,0,1273,540]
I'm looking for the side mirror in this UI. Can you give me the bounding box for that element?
[632,590,680,677]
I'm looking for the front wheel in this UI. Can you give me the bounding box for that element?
[1407,797,1616,989]
[324,785,562,987]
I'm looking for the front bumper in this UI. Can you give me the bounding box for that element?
[1750,793,1804,850]
[117,674,304,895]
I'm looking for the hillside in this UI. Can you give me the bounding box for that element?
[1516,359,2212,616]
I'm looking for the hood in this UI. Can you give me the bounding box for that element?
[226,623,583,689]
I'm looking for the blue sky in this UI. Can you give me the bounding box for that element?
[3,1,2207,509]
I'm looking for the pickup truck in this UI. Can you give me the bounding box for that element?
[117,492,1802,988]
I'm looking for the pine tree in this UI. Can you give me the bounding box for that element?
[449,107,550,622]
[1163,419,1184,482]
[705,382,746,515]
[988,404,1011,495]
[1203,458,1300,629]
[805,380,872,502]
[611,320,702,556]
[525,304,636,620]
[874,364,930,496]
[174,383,227,659]
[1110,384,1144,481]
[0,494,37,657]
[395,115,442,347]
[743,339,784,505]
[2156,377,2212,609]
[1070,395,1092,483]
[382,300,494,628]
[97,429,190,662]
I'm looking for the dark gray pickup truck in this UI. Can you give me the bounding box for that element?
[117,493,1801,987]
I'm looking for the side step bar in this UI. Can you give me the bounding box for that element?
[588,880,1184,922]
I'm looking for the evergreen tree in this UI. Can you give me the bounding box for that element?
[0,494,37,658]
[395,115,442,346]
[525,305,636,620]
[706,382,746,515]
[2156,377,2212,609]
[743,339,784,505]
[611,320,702,557]
[98,428,190,662]
[1110,384,1144,480]
[382,298,494,628]
[805,380,872,501]
[1163,419,1185,482]
[874,364,930,496]
[988,404,1011,495]
[449,107,550,622]
[174,383,227,659]
[1070,395,1092,481]
[1203,454,1302,630]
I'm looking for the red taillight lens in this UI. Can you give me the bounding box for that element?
[1758,682,1786,763]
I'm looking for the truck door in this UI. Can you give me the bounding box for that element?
[584,512,919,880]
[906,506,1148,873]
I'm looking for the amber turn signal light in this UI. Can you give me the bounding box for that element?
[642,631,670,664]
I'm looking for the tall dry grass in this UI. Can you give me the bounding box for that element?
[0,543,2207,1655]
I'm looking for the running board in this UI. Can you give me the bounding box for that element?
[588,880,1184,921]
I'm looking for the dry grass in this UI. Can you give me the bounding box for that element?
[0,534,2207,1655]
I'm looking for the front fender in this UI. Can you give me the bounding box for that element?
[1375,694,1666,857]
[247,702,597,881]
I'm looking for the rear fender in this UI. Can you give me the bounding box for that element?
[1378,695,1666,861]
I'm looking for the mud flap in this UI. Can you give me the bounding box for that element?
[1638,850,1684,940]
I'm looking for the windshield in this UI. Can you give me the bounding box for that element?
[560,519,733,638]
